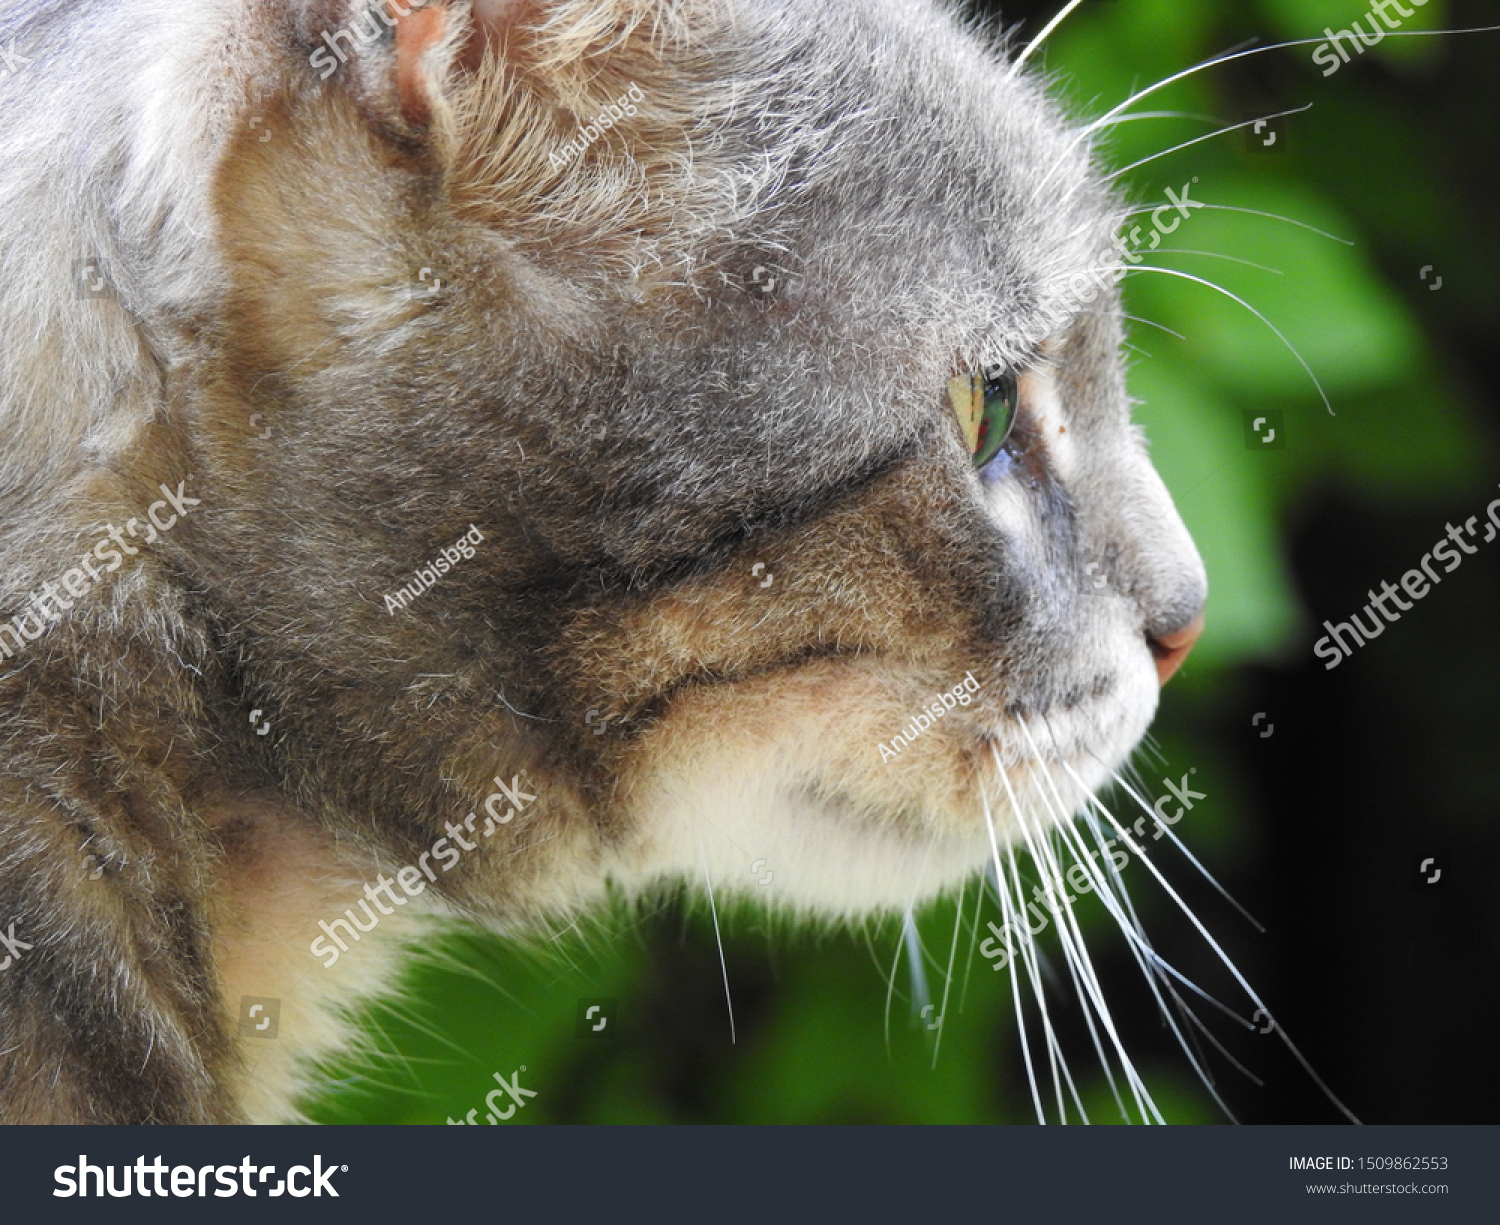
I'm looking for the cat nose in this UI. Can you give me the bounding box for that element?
[1148,612,1204,686]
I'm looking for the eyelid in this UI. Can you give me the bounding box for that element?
[946,374,986,454]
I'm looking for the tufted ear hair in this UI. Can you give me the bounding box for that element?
[278,1,708,266]
[290,1,656,145]
[293,1,477,141]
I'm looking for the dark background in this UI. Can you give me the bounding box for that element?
[305,0,1500,1125]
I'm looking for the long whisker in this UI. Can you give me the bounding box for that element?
[1009,789,1095,1123]
[1121,202,1354,246]
[1084,30,1500,138]
[1106,767,1265,932]
[993,741,1159,1122]
[981,786,1046,1123]
[699,857,736,1045]
[1058,760,1362,1124]
[1031,715,1255,1075]
[883,912,904,1057]
[1002,828,1071,1123]
[932,880,965,1068]
[957,871,985,1015]
[1105,104,1313,182]
[1117,311,1186,341]
[1088,110,1220,132]
[1034,741,1245,1121]
[902,907,932,1026]
[1013,726,1184,1121]
[1009,0,1089,76]
[1144,249,1285,276]
[1126,264,1332,413]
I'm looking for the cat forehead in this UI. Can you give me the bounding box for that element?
[705,0,1123,368]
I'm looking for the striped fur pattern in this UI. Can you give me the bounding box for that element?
[0,0,1204,1121]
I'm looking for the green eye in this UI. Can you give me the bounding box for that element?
[947,370,1018,468]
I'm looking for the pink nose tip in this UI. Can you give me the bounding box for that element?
[1149,613,1204,687]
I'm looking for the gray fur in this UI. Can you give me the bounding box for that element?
[0,0,1203,1121]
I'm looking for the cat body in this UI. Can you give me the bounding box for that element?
[0,0,1203,1122]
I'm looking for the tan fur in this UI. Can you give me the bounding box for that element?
[207,795,437,1122]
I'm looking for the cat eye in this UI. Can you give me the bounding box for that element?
[948,369,1019,468]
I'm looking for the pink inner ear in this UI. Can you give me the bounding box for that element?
[471,0,533,32]
[458,0,536,72]
[395,5,451,129]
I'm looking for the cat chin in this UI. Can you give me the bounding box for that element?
[603,655,1160,916]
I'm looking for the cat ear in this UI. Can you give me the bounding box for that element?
[297,1,644,144]
[296,1,550,144]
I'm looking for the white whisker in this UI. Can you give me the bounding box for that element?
[1088,110,1219,132]
[957,872,985,1016]
[1002,829,1071,1123]
[1034,743,1239,1119]
[1010,0,1089,77]
[1010,793,1093,1123]
[902,907,932,1025]
[932,881,964,1067]
[1144,249,1285,276]
[1118,311,1186,341]
[992,740,1160,1122]
[1105,104,1313,182]
[699,856,735,1045]
[981,786,1046,1123]
[1008,734,1164,1121]
[1121,202,1354,246]
[1083,32,1500,139]
[1125,264,1332,413]
[1107,767,1265,932]
[1059,760,1362,1123]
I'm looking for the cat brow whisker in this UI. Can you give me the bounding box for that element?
[1088,110,1220,132]
[1106,104,1313,183]
[1120,202,1354,246]
[1009,0,1089,77]
[1126,264,1332,413]
[1083,32,1500,139]
[1114,311,1186,341]
[1043,26,1500,222]
[1146,249,1286,276]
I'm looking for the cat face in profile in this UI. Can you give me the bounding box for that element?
[0,0,1203,1122]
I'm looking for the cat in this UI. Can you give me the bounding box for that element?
[0,0,1211,1123]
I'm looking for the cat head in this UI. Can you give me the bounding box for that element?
[172,0,1206,916]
